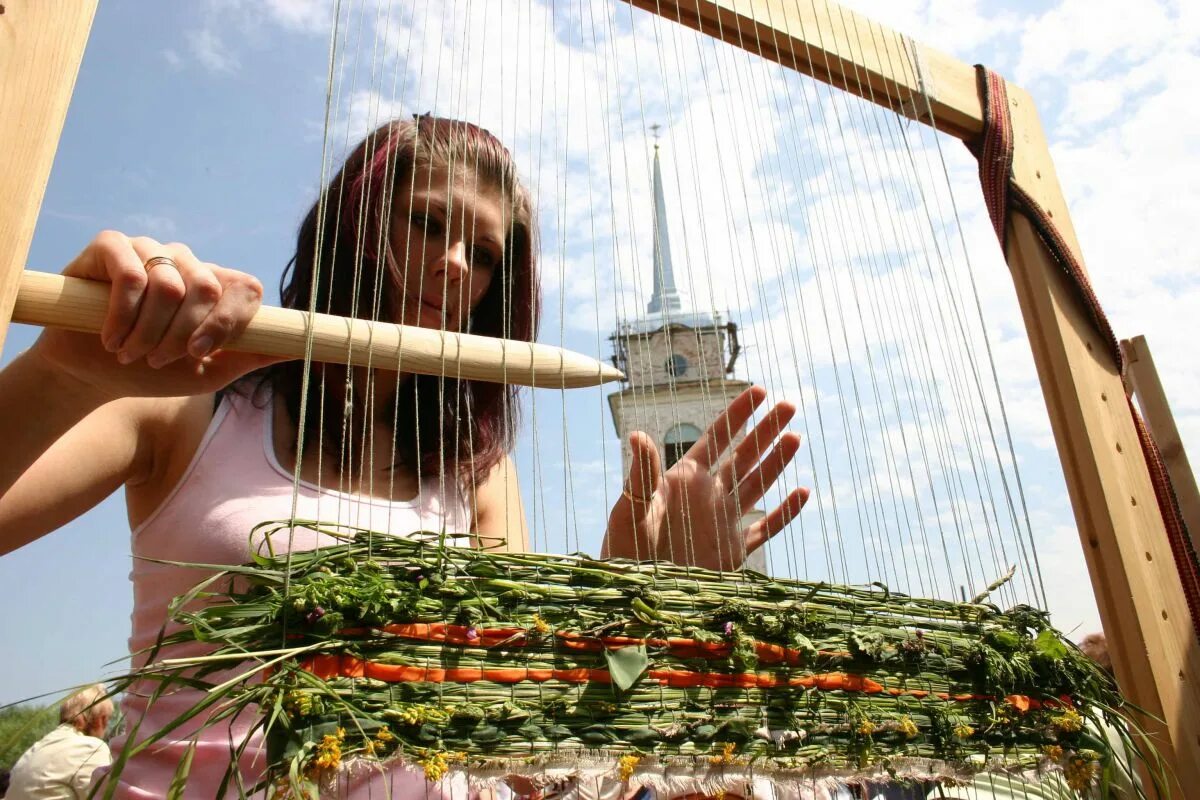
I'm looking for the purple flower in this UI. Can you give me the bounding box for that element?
[306,606,326,625]
[724,621,734,636]
[467,627,479,640]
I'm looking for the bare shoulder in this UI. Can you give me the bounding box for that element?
[0,391,218,553]
[471,454,529,553]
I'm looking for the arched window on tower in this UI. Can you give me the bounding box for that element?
[663,423,703,469]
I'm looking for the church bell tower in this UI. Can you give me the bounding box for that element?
[607,134,766,571]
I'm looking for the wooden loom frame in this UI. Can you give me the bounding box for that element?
[2,0,1197,792]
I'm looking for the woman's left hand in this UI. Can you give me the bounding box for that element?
[600,386,809,571]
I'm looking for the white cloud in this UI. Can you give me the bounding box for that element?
[263,0,334,34]
[124,213,178,240]
[186,28,240,74]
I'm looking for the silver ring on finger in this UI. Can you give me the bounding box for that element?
[143,255,179,274]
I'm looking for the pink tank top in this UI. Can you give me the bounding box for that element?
[106,389,480,798]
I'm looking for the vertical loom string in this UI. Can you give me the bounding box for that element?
[351,0,405,539]
[868,25,1038,607]
[826,5,1002,599]
[615,0,686,570]
[733,15,849,586]
[578,0,614,559]
[661,0,813,578]
[854,34,1019,605]
[815,6,974,598]
[819,14,964,599]
[623,2,694,570]
[524,0,550,556]
[854,16,1041,608]
[830,3,1017,618]
[548,0,583,557]
[660,0,800,576]
[823,7,983,601]
[593,1,652,564]
[766,3,900,589]
[642,1,726,572]
[683,0,807,578]
[731,20,842,586]
[383,0,422,540]
[580,1,648,563]
[896,41,1047,607]
[729,0,907,587]
[457,0,490,553]
[796,0,994,598]
[282,0,347,645]
[744,3,912,594]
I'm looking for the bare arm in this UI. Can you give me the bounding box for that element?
[0,349,152,554]
[472,454,530,554]
[0,232,270,555]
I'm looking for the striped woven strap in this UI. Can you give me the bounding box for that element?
[969,64,1200,640]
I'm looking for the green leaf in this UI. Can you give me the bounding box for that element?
[604,644,648,692]
[1033,629,1069,660]
[849,629,887,661]
[165,738,197,800]
[792,633,818,659]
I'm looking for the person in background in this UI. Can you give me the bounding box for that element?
[7,684,113,800]
[1078,631,1113,675]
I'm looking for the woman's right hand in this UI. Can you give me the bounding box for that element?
[31,231,281,402]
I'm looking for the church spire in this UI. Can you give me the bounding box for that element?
[645,127,683,316]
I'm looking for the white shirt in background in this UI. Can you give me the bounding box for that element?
[7,724,111,800]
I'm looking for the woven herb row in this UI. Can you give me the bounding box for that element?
[137,523,1146,796]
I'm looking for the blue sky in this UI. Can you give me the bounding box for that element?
[1,0,1197,706]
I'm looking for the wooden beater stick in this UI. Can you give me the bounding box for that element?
[12,271,623,389]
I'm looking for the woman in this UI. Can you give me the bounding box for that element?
[0,116,807,797]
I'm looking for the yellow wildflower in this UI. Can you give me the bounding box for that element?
[283,690,314,717]
[375,727,395,743]
[1042,744,1064,762]
[1052,708,1084,733]
[953,723,974,739]
[897,716,919,739]
[417,750,464,784]
[418,751,450,783]
[399,705,426,725]
[856,719,877,736]
[617,754,641,782]
[1064,755,1098,792]
[708,742,738,765]
[312,732,343,771]
[532,613,551,635]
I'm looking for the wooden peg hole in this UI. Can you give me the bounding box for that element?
[1116,442,1123,453]
[1131,496,1138,507]
[1036,170,1042,179]
[1162,610,1169,620]
[1101,392,1108,402]
[1085,341,1093,352]
[1146,551,1153,561]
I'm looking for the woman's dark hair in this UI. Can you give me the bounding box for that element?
[245,115,539,487]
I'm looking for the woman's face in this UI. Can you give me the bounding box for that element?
[389,163,508,332]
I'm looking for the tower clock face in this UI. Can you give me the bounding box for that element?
[666,353,689,377]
